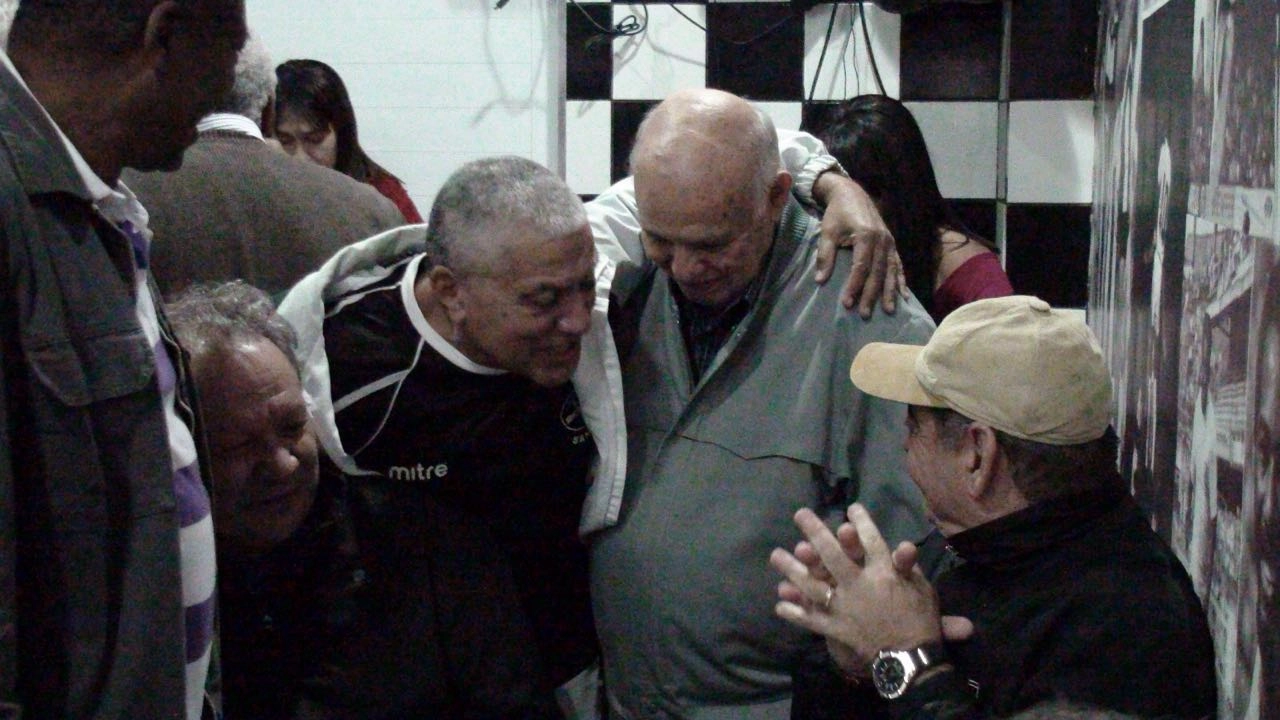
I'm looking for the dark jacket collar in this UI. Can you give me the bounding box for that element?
[947,473,1132,572]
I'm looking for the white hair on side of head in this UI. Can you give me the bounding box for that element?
[224,29,276,122]
[746,103,781,197]
[424,155,587,274]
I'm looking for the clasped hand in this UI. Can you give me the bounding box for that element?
[769,504,969,678]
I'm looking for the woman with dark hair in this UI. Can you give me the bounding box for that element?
[275,59,423,223]
[816,94,1011,320]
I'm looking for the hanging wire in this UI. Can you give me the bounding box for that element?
[569,0,647,40]
[725,13,798,45]
[859,1,886,94]
[667,3,707,32]
[848,3,860,96]
[808,4,840,103]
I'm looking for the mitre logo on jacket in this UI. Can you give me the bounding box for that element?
[386,462,450,482]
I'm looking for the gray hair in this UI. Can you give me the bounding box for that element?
[216,28,276,122]
[743,106,782,198]
[168,280,300,373]
[424,156,587,275]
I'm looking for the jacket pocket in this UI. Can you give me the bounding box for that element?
[24,329,154,407]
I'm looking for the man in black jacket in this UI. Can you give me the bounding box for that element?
[771,295,1216,719]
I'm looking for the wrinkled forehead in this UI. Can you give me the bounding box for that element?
[636,178,763,240]
[474,220,595,277]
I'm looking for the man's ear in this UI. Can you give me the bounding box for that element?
[111,0,179,91]
[427,266,466,323]
[963,424,1001,500]
[768,170,793,219]
[142,1,182,59]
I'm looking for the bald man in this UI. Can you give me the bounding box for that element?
[585,88,936,719]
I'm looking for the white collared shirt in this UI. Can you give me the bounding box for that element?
[196,111,264,139]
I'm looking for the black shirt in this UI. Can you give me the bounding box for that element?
[324,262,599,686]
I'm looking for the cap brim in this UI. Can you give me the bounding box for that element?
[849,342,944,407]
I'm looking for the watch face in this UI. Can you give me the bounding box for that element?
[872,654,908,698]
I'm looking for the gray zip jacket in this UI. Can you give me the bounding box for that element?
[586,186,935,720]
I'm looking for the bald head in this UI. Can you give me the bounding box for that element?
[631,88,781,202]
[627,89,792,308]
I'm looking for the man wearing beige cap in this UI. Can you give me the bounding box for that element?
[771,296,1216,719]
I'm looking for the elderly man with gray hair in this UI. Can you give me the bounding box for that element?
[280,114,916,718]
[584,87,936,719]
[279,155,609,717]
[126,29,403,297]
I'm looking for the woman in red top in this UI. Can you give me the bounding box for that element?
[274,59,423,223]
[816,95,1012,321]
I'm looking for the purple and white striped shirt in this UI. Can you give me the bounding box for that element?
[116,214,217,720]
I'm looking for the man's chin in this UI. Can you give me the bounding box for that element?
[678,282,739,311]
[128,129,198,173]
[529,346,582,387]
[530,369,575,388]
[530,361,579,388]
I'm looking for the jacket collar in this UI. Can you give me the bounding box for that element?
[947,473,1132,572]
[757,197,814,297]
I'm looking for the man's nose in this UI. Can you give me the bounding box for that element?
[260,445,300,480]
[669,247,706,282]
[557,294,593,336]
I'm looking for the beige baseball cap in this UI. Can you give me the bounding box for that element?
[849,295,1112,445]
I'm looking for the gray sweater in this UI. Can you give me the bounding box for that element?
[125,128,403,297]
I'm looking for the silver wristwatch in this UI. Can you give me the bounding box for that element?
[870,642,948,700]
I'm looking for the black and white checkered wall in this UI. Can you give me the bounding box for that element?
[564,0,1098,307]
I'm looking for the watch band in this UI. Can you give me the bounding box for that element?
[870,641,950,700]
[913,640,949,667]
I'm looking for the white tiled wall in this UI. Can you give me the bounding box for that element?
[611,4,709,100]
[753,102,804,137]
[905,101,1000,199]
[1007,100,1095,204]
[565,100,612,193]
[803,4,900,101]
[249,0,562,213]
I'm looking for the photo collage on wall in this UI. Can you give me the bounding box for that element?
[1092,0,1279,717]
